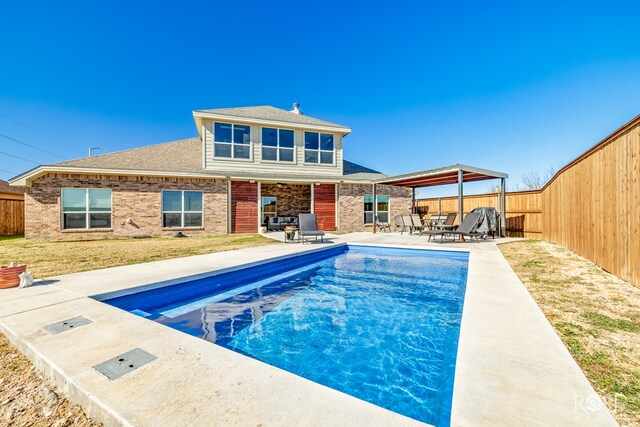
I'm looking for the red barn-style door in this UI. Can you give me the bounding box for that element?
[231,181,258,233]
[314,184,336,231]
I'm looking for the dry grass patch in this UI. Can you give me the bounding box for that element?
[0,234,277,278]
[500,240,640,427]
[0,333,101,426]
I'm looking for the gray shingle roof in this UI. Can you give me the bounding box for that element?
[193,105,350,130]
[48,138,384,182]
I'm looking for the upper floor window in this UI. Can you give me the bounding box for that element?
[162,190,203,228]
[214,122,251,159]
[61,188,112,229]
[262,128,294,162]
[304,132,334,164]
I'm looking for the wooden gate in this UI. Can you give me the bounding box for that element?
[231,182,258,233]
[314,184,336,231]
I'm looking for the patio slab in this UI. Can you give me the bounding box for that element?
[0,233,618,426]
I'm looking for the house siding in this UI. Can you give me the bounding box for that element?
[24,174,228,240]
[337,184,412,232]
[203,119,344,177]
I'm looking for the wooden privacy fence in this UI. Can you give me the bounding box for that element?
[418,114,640,288]
[416,190,542,238]
[542,115,640,288]
[0,198,25,235]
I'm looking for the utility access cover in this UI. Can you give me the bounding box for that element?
[43,316,92,335]
[93,348,157,381]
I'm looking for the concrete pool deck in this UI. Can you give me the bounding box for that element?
[0,233,618,426]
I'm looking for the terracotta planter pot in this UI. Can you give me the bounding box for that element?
[0,265,27,289]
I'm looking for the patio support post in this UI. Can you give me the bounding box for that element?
[411,188,416,214]
[257,181,262,233]
[372,183,377,234]
[457,169,464,225]
[310,184,315,213]
[500,177,506,238]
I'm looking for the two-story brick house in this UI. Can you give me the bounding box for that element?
[10,104,413,239]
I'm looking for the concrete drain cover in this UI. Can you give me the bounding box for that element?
[43,316,92,335]
[93,348,157,380]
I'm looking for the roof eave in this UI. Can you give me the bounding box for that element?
[192,111,352,135]
[9,165,378,186]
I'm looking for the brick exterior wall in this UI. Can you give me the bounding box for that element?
[261,184,311,217]
[24,173,228,240]
[23,174,411,239]
[337,184,412,232]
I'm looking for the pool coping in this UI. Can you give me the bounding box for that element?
[0,236,619,426]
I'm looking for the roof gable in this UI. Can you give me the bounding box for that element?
[193,105,350,131]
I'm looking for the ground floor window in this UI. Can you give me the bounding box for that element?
[364,194,390,224]
[162,190,203,228]
[261,196,277,225]
[61,188,112,229]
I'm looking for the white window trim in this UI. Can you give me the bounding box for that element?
[162,190,204,229]
[303,131,336,165]
[213,122,253,161]
[364,194,389,224]
[61,188,113,230]
[260,127,296,164]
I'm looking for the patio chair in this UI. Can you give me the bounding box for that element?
[394,215,407,233]
[298,213,325,243]
[422,212,483,243]
[401,214,416,235]
[428,213,457,232]
[410,214,425,234]
[375,215,391,232]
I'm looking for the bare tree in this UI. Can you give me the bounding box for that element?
[521,166,557,190]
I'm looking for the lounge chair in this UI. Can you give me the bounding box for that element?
[298,214,325,243]
[394,215,407,234]
[410,214,425,234]
[422,212,484,243]
[401,214,417,235]
[375,215,391,232]
[427,212,457,232]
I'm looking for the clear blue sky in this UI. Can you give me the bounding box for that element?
[2,1,639,197]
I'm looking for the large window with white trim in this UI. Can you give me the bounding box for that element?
[262,128,294,162]
[162,190,203,228]
[61,188,112,229]
[304,131,334,164]
[364,194,390,224]
[214,122,251,159]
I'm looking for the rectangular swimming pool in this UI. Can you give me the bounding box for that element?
[102,244,469,426]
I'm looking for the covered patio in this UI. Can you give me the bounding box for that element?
[373,164,508,235]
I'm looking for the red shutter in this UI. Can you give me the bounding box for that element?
[231,182,258,233]
[314,184,336,231]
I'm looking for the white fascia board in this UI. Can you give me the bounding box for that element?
[458,164,509,179]
[192,111,352,135]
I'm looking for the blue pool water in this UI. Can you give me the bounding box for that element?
[103,245,469,425]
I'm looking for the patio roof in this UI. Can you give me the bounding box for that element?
[376,164,508,188]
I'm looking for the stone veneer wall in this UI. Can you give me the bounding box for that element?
[337,184,412,232]
[24,173,228,240]
[261,184,311,216]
